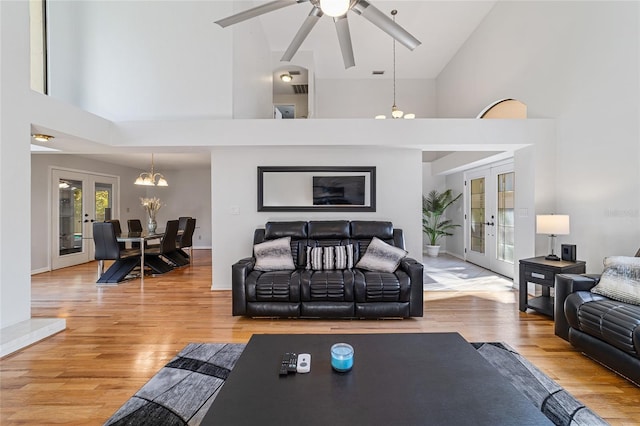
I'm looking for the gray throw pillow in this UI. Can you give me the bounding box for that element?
[355,237,407,273]
[253,236,295,272]
[591,256,640,305]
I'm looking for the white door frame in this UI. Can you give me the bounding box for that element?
[464,160,515,278]
[50,167,119,270]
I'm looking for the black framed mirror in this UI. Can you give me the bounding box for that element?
[258,166,376,212]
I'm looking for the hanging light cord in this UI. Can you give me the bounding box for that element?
[392,10,397,107]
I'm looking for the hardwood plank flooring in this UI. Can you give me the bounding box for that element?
[1,250,639,425]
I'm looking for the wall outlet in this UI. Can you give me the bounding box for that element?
[198,235,201,240]
[230,206,240,215]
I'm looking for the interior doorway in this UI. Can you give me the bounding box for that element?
[51,168,119,270]
[464,161,515,278]
[273,65,309,119]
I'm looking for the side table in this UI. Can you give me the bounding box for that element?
[519,256,586,317]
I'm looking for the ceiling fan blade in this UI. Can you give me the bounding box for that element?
[281,6,323,62]
[215,0,306,28]
[352,0,421,50]
[334,15,355,69]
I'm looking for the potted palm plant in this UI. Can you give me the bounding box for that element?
[422,189,462,257]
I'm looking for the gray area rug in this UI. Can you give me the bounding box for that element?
[105,342,607,426]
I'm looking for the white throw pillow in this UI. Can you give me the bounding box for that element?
[591,256,640,305]
[355,237,407,273]
[253,237,295,272]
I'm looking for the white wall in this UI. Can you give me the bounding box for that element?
[232,13,273,119]
[211,146,423,290]
[437,1,640,272]
[30,154,212,272]
[0,1,32,329]
[316,78,436,118]
[47,0,234,121]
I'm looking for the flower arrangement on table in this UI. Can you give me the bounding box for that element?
[141,197,163,232]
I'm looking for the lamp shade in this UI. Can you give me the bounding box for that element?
[536,215,570,235]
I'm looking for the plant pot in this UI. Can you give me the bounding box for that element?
[425,245,440,257]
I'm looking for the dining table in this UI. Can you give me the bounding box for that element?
[116,231,163,284]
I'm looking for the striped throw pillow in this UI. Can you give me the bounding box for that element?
[334,244,354,269]
[323,246,335,270]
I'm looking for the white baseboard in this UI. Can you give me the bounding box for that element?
[31,267,50,275]
[1,318,66,358]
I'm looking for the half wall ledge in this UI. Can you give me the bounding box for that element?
[0,318,66,357]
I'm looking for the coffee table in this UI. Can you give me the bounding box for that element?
[202,333,551,425]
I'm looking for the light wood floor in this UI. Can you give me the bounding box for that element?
[1,250,639,425]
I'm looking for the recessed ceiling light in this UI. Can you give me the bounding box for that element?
[280,73,293,82]
[32,133,54,142]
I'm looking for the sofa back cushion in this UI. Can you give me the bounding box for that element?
[256,221,404,269]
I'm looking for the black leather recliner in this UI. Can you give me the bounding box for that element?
[232,221,423,318]
[555,273,640,385]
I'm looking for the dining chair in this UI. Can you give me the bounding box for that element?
[93,222,141,284]
[128,219,143,233]
[127,219,144,249]
[179,217,196,259]
[144,219,179,274]
[167,217,196,267]
[107,219,126,249]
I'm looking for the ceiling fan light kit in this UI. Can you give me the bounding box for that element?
[214,0,421,69]
[320,0,350,17]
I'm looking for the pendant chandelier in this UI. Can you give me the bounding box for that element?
[134,153,168,186]
[375,10,415,120]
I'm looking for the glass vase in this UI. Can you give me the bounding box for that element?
[147,216,157,234]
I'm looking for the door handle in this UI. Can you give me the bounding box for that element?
[484,222,495,226]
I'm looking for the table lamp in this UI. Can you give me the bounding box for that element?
[536,214,570,261]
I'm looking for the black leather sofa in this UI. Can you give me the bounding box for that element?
[555,274,640,385]
[232,221,423,318]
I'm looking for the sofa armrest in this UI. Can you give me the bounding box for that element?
[232,257,255,316]
[398,257,424,317]
[554,274,600,340]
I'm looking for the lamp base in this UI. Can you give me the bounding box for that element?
[545,254,561,261]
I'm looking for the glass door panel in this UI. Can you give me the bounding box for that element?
[58,178,83,256]
[497,172,515,263]
[94,182,113,222]
[470,178,485,254]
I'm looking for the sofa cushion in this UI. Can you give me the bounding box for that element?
[264,221,308,240]
[253,237,295,272]
[355,237,407,273]
[572,294,640,358]
[591,256,640,305]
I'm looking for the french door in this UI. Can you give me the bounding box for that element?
[51,168,119,270]
[464,162,515,278]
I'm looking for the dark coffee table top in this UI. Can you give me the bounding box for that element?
[202,333,551,425]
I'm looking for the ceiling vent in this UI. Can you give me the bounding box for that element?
[372,70,385,75]
[293,84,308,94]
[289,70,301,76]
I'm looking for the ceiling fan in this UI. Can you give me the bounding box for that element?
[215,0,421,69]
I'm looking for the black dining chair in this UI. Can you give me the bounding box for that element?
[144,220,179,274]
[127,219,144,249]
[128,219,143,233]
[93,222,141,284]
[167,217,196,266]
[107,219,126,249]
[179,217,196,258]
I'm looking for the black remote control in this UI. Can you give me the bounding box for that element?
[279,352,297,376]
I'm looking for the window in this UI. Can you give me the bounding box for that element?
[30,0,48,94]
